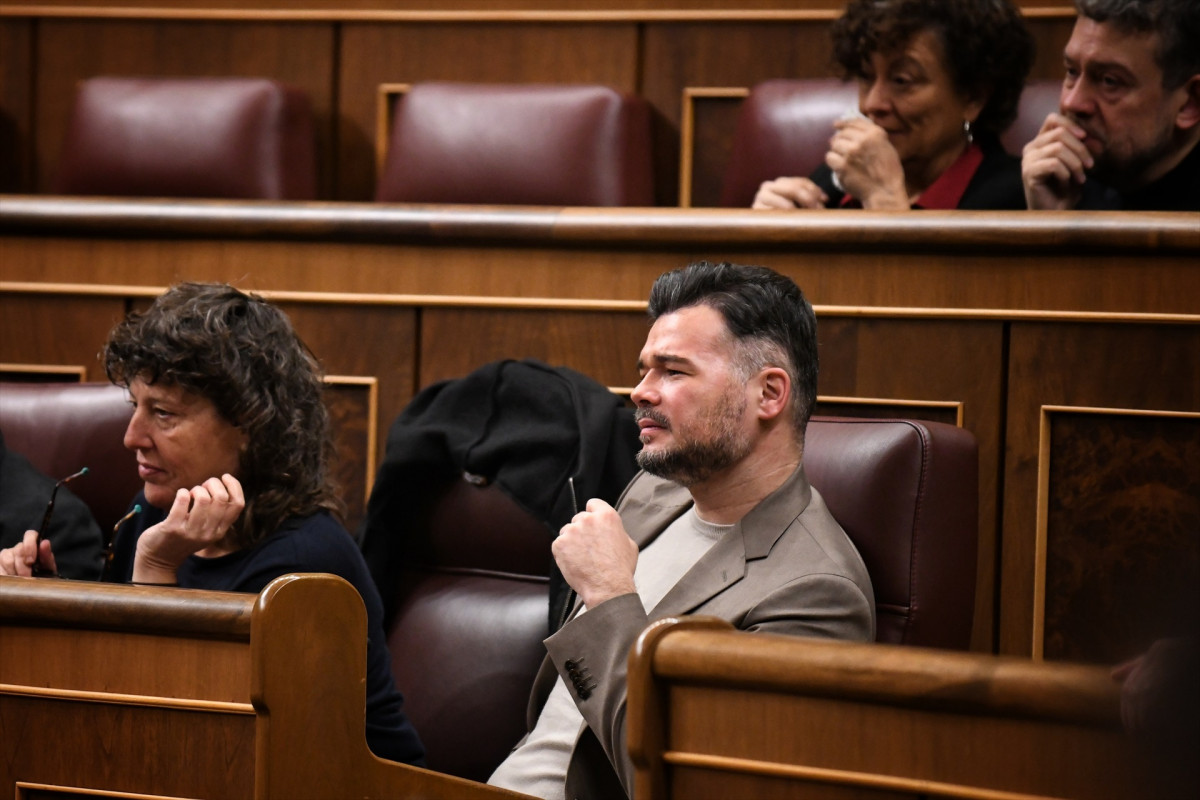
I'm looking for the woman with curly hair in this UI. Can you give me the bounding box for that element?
[0,282,425,766]
[754,0,1034,210]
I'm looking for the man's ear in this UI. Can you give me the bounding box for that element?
[755,367,791,422]
[1175,75,1200,131]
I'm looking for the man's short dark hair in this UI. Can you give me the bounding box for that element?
[647,261,818,433]
[104,282,342,547]
[1077,0,1200,88]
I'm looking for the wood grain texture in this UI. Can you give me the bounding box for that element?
[629,618,1197,800]
[1001,323,1200,657]
[0,573,532,799]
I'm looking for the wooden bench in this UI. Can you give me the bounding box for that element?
[628,617,1198,800]
[0,573,531,799]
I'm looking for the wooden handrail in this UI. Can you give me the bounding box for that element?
[2,195,1197,251]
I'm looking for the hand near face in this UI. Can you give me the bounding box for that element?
[752,176,829,210]
[552,498,639,610]
[1021,112,1094,210]
[826,117,910,210]
[132,473,245,584]
[0,530,58,577]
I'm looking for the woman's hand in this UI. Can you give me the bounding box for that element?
[826,117,909,210]
[0,530,58,577]
[132,473,245,584]
[752,176,829,210]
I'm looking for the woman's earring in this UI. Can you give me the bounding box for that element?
[963,119,974,145]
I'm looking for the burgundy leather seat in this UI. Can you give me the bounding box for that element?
[0,382,139,531]
[375,82,654,206]
[805,416,979,649]
[720,78,857,208]
[999,79,1062,156]
[720,77,1063,208]
[55,76,317,200]
[385,477,551,783]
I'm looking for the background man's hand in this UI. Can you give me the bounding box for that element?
[1022,112,1094,210]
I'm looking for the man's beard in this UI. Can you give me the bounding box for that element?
[1086,117,1178,191]
[635,388,751,487]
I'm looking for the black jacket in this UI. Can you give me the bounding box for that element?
[358,359,641,631]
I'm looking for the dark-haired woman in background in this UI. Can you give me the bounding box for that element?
[754,0,1034,210]
[1,282,425,766]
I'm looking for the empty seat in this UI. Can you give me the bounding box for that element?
[55,76,317,200]
[375,82,654,206]
[804,416,979,649]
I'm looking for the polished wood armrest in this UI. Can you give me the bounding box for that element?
[628,617,1197,800]
[1,574,531,799]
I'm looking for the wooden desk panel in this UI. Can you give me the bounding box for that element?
[2,199,1197,656]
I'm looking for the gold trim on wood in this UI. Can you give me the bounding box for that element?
[5,283,1198,324]
[323,374,379,505]
[678,86,748,208]
[817,395,965,427]
[1032,404,1200,660]
[0,363,88,381]
[0,683,254,714]
[16,781,206,800]
[375,83,411,182]
[663,751,1068,800]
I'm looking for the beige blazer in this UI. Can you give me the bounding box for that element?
[526,464,875,799]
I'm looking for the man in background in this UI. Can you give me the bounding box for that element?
[1022,0,1199,210]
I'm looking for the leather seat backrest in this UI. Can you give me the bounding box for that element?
[0,382,139,531]
[385,477,552,783]
[375,81,654,206]
[720,78,857,208]
[999,78,1062,156]
[804,416,979,650]
[55,76,317,200]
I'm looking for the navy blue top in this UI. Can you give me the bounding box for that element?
[107,494,425,766]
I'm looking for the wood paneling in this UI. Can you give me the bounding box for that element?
[2,200,1197,657]
[628,618,1197,800]
[32,19,336,195]
[1039,409,1200,665]
[1002,323,1200,657]
[0,294,126,377]
[419,307,649,388]
[338,22,640,200]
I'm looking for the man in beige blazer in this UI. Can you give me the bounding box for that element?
[489,261,875,800]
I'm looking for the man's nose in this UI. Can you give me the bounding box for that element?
[1060,77,1093,116]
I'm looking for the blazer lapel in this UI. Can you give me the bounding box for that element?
[649,464,813,617]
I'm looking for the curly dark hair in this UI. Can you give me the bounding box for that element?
[103,282,342,547]
[1076,0,1200,89]
[647,261,818,435]
[831,0,1035,135]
